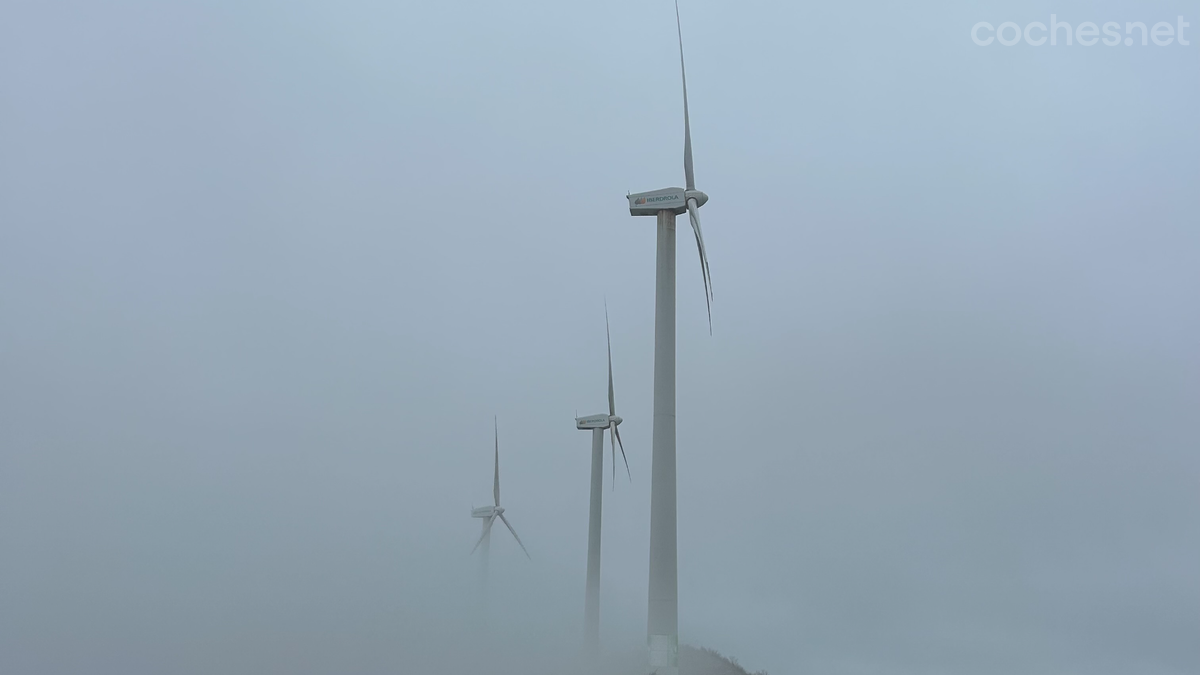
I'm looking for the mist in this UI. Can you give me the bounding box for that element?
[2,1,1198,674]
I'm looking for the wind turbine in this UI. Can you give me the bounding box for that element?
[471,418,530,610]
[625,3,713,673]
[574,305,630,656]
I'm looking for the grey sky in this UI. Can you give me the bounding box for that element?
[1,0,1197,674]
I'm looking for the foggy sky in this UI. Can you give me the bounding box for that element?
[2,1,1198,674]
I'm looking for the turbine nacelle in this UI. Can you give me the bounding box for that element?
[628,188,708,217]
[576,413,622,430]
[472,505,503,518]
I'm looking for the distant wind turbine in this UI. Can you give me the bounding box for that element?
[471,418,530,608]
[624,2,714,673]
[574,305,630,656]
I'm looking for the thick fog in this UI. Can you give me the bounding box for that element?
[1,1,1197,674]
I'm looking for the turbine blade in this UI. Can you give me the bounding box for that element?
[498,513,531,559]
[687,198,713,333]
[470,515,495,555]
[676,0,694,191]
[613,423,631,482]
[493,417,500,507]
[606,302,616,418]
[611,426,616,490]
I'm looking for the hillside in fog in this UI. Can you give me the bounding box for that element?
[603,645,767,675]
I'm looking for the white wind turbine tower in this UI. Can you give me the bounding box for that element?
[574,305,630,657]
[470,418,530,611]
[625,3,713,673]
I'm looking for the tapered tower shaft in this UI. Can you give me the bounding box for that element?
[647,209,679,674]
[583,427,605,654]
[479,518,491,612]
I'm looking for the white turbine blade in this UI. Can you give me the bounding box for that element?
[686,198,713,333]
[687,199,712,300]
[493,417,500,506]
[676,0,694,191]
[610,426,616,489]
[470,515,495,555]
[498,513,531,559]
[613,423,631,483]
[606,302,616,418]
